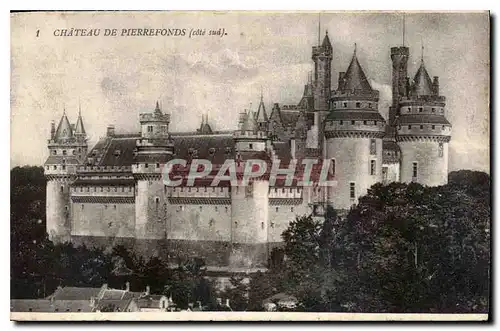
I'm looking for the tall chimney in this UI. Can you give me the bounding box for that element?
[145,285,150,295]
[125,281,130,292]
[107,125,115,137]
[433,76,439,95]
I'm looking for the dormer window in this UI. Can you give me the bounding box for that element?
[147,126,153,133]
[62,150,67,156]
[114,150,121,157]
[356,102,361,108]
[225,147,232,154]
[52,150,57,155]
[209,147,216,155]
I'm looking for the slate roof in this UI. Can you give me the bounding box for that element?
[94,299,133,312]
[136,295,166,309]
[326,110,386,122]
[45,156,80,165]
[171,133,235,163]
[10,299,93,312]
[397,114,451,125]
[280,110,301,128]
[74,112,86,136]
[411,61,434,96]
[47,286,101,300]
[339,49,372,92]
[54,112,73,140]
[97,137,138,166]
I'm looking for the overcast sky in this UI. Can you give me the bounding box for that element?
[11,11,489,172]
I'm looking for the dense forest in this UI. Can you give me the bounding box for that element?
[11,166,490,312]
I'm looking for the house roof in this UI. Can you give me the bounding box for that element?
[171,133,236,163]
[94,299,133,312]
[47,286,101,301]
[54,112,73,140]
[10,299,92,312]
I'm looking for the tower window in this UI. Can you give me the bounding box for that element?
[419,107,423,112]
[432,108,436,113]
[60,186,64,193]
[156,163,160,168]
[370,139,376,155]
[339,120,343,125]
[442,125,445,130]
[343,102,347,108]
[81,204,85,210]
[369,103,372,108]
[291,207,294,212]
[408,125,412,129]
[331,159,336,176]
[63,150,67,155]
[276,207,279,212]
[438,143,444,157]
[145,163,149,168]
[147,126,153,132]
[363,121,367,125]
[350,182,356,199]
[249,143,253,149]
[113,205,117,210]
[261,222,264,230]
[412,162,418,180]
[356,102,361,108]
[72,150,76,155]
[420,125,424,130]
[62,165,66,170]
[351,120,355,125]
[431,125,435,130]
[53,150,57,155]
[370,160,376,175]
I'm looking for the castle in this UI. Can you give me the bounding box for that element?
[44,30,452,269]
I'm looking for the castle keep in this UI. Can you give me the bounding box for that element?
[44,31,452,268]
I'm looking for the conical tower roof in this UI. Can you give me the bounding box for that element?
[54,110,73,140]
[256,93,268,123]
[341,45,372,92]
[241,111,257,132]
[74,107,86,136]
[411,61,434,96]
[321,31,332,50]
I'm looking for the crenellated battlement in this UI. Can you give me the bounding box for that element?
[77,165,132,173]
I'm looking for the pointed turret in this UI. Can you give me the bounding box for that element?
[241,110,258,133]
[341,44,372,92]
[74,106,86,137]
[321,30,332,50]
[54,110,73,141]
[256,92,268,123]
[411,61,434,96]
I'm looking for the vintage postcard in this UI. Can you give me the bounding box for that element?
[10,11,490,321]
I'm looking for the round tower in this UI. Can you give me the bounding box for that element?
[396,55,451,186]
[230,108,270,267]
[132,102,174,240]
[324,46,386,210]
[44,109,87,242]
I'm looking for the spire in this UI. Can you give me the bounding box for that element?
[54,109,73,140]
[256,91,268,123]
[318,12,321,46]
[154,100,161,114]
[402,12,406,46]
[340,46,372,92]
[421,39,425,63]
[74,102,86,136]
[321,30,332,50]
